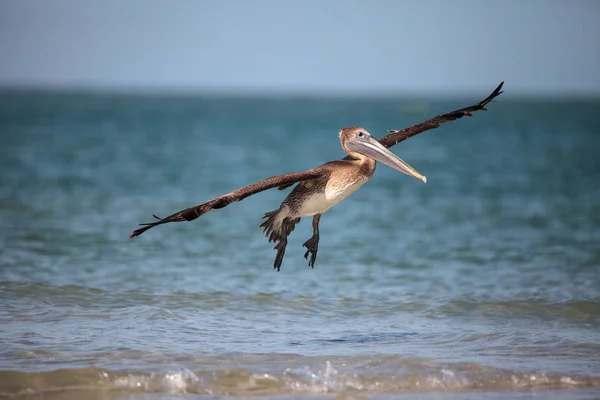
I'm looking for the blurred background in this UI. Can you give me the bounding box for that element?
[1,0,599,96]
[1,2,600,399]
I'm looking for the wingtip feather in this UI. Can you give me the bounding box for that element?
[493,82,505,96]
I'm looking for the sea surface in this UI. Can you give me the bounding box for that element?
[0,89,599,400]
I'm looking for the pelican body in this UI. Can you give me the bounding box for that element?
[130,83,504,271]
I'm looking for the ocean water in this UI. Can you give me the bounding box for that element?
[0,90,599,400]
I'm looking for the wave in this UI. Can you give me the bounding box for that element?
[2,281,599,321]
[1,357,599,397]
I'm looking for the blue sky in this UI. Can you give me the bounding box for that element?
[1,0,599,95]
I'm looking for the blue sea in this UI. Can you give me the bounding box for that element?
[0,89,599,399]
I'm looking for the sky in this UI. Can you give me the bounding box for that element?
[1,0,599,95]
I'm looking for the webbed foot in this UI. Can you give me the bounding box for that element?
[302,234,319,268]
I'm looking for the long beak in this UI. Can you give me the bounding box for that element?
[347,136,427,183]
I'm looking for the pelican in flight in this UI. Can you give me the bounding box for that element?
[130,82,504,271]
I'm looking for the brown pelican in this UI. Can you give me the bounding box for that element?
[130,82,504,271]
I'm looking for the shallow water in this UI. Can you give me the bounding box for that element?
[0,90,599,399]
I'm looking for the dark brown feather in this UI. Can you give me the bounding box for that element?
[129,169,324,238]
[260,210,300,243]
[377,82,504,149]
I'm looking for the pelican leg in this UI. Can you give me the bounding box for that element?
[303,214,322,268]
[273,238,288,272]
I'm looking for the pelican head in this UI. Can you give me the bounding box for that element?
[339,127,427,183]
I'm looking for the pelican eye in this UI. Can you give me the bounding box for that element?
[357,131,365,138]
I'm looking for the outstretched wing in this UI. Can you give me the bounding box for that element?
[130,169,325,238]
[377,82,504,149]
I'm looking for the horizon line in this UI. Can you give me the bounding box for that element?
[2,82,600,100]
